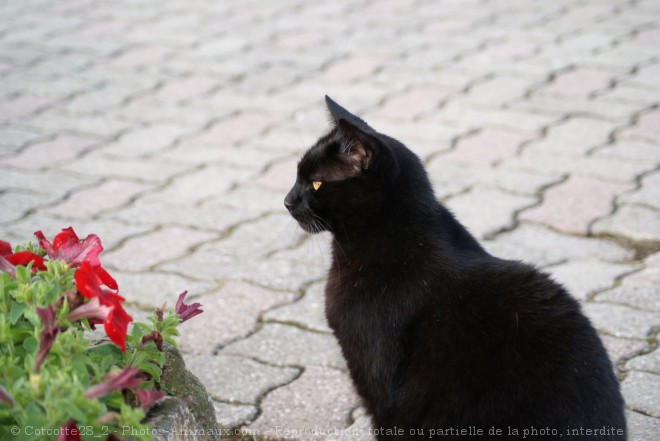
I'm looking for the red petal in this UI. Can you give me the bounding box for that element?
[6,251,46,271]
[52,227,79,250]
[0,240,12,257]
[74,262,101,299]
[94,265,118,290]
[34,231,54,256]
[104,304,132,352]
[56,420,81,441]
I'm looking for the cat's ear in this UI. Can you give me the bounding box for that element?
[336,118,379,171]
[325,95,372,131]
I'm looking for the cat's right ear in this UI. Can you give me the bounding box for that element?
[336,118,379,171]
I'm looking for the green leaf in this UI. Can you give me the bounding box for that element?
[8,302,26,325]
[22,336,38,355]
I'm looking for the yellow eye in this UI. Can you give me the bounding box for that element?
[312,181,322,191]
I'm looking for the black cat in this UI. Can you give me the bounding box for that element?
[284,96,626,440]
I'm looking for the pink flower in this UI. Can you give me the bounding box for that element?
[35,305,59,373]
[0,384,13,406]
[67,296,132,352]
[0,240,11,257]
[85,366,143,399]
[134,388,165,411]
[35,227,103,268]
[56,420,81,441]
[175,290,203,323]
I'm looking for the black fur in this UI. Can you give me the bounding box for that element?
[284,96,626,440]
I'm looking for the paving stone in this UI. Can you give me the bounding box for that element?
[177,281,296,355]
[509,95,644,122]
[445,186,536,239]
[627,348,660,375]
[600,335,648,367]
[439,128,528,166]
[626,410,660,441]
[61,151,194,183]
[626,62,660,89]
[545,260,638,301]
[0,135,98,169]
[222,323,346,370]
[192,112,280,146]
[523,117,617,156]
[460,76,537,107]
[582,303,658,339]
[0,94,52,121]
[631,252,660,284]
[537,67,617,98]
[621,371,660,418]
[249,366,360,441]
[42,179,154,219]
[0,127,46,153]
[484,224,633,267]
[213,401,258,431]
[327,407,375,441]
[103,226,218,272]
[595,278,660,313]
[619,108,660,144]
[107,45,173,69]
[320,56,383,83]
[100,123,195,158]
[113,270,217,310]
[618,172,660,209]
[593,140,660,164]
[25,110,133,138]
[152,74,220,103]
[145,164,254,205]
[519,175,634,235]
[506,149,654,182]
[264,281,331,333]
[592,204,660,242]
[184,353,300,404]
[371,87,452,120]
[0,190,51,224]
[436,102,559,132]
[598,85,660,106]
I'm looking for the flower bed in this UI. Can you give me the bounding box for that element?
[0,227,210,441]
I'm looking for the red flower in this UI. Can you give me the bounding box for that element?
[175,290,203,323]
[56,420,81,441]
[134,388,165,411]
[74,261,118,301]
[0,239,47,275]
[85,367,143,399]
[67,296,132,352]
[0,240,11,257]
[0,383,13,406]
[35,227,103,268]
[35,305,59,373]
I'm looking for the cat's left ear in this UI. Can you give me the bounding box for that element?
[337,118,379,171]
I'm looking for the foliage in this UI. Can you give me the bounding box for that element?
[0,228,202,441]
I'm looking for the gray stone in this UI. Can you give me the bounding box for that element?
[222,323,346,370]
[213,401,257,431]
[621,370,660,418]
[592,204,660,242]
[544,260,638,300]
[484,224,633,267]
[626,410,660,441]
[327,407,375,441]
[627,348,660,375]
[618,172,660,210]
[445,186,536,239]
[264,280,332,333]
[596,279,660,312]
[159,346,219,438]
[249,366,361,441]
[600,335,648,367]
[582,303,659,339]
[184,353,300,404]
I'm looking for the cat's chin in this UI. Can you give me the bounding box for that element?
[295,218,327,234]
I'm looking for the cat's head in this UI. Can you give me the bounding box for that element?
[285,96,419,237]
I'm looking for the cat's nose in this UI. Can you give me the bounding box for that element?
[284,192,297,211]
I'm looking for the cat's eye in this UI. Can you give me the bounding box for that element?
[312,181,322,191]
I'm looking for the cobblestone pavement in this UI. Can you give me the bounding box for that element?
[1,0,659,439]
